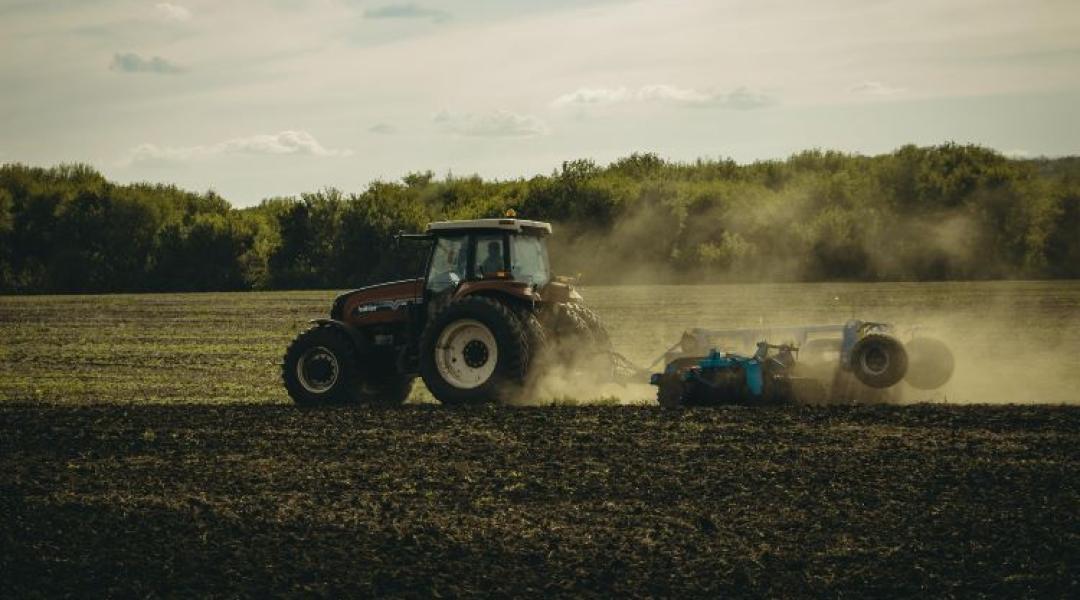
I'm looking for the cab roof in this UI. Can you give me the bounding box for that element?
[426,218,552,235]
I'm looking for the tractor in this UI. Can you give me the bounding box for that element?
[282,215,610,406]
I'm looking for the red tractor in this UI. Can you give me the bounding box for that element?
[282,216,609,406]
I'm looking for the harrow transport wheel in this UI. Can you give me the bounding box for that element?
[904,337,955,390]
[420,296,529,405]
[282,326,359,406]
[849,334,908,389]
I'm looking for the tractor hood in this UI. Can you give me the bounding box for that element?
[330,279,424,321]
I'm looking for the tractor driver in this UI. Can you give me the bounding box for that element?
[479,240,504,277]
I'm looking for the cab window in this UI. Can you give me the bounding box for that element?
[511,235,550,286]
[426,235,467,293]
[473,233,506,279]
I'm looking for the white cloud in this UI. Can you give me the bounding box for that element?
[368,123,398,134]
[848,81,906,96]
[721,87,776,110]
[637,84,715,104]
[364,4,450,23]
[550,87,632,108]
[110,52,185,75]
[552,84,774,110]
[155,3,191,22]
[126,130,353,163]
[434,110,549,137]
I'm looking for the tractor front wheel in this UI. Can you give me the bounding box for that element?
[283,326,413,406]
[282,326,359,406]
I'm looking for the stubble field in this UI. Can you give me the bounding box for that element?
[1,284,1078,597]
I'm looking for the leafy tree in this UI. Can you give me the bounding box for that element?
[3,145,1080,293]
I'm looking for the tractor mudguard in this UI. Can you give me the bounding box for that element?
[454,280,538,304]
[309,318,372,354]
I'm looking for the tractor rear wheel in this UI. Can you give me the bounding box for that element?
[420,296,530,405]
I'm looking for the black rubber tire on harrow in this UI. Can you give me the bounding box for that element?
[849,334,908,389]
[419,296,530,406]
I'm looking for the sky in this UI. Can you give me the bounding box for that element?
[1,0,1079,206]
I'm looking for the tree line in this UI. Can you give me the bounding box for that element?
[1,144,1078,294]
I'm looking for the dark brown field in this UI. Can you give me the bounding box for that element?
[2,403,1077,598]
[2,287,1079,596]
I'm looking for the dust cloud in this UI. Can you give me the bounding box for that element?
[891,303,1080,405]
[539,281,1080,406]
[532,199,1079,405]
[515,338,657,406]
[544,181,1031,286]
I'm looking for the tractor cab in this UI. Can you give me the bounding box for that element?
[422,218,553,296]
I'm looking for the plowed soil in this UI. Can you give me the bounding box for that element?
[2,403,1077,598]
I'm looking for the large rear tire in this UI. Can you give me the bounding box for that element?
[420,296,530,405]
[849,334,908,389]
